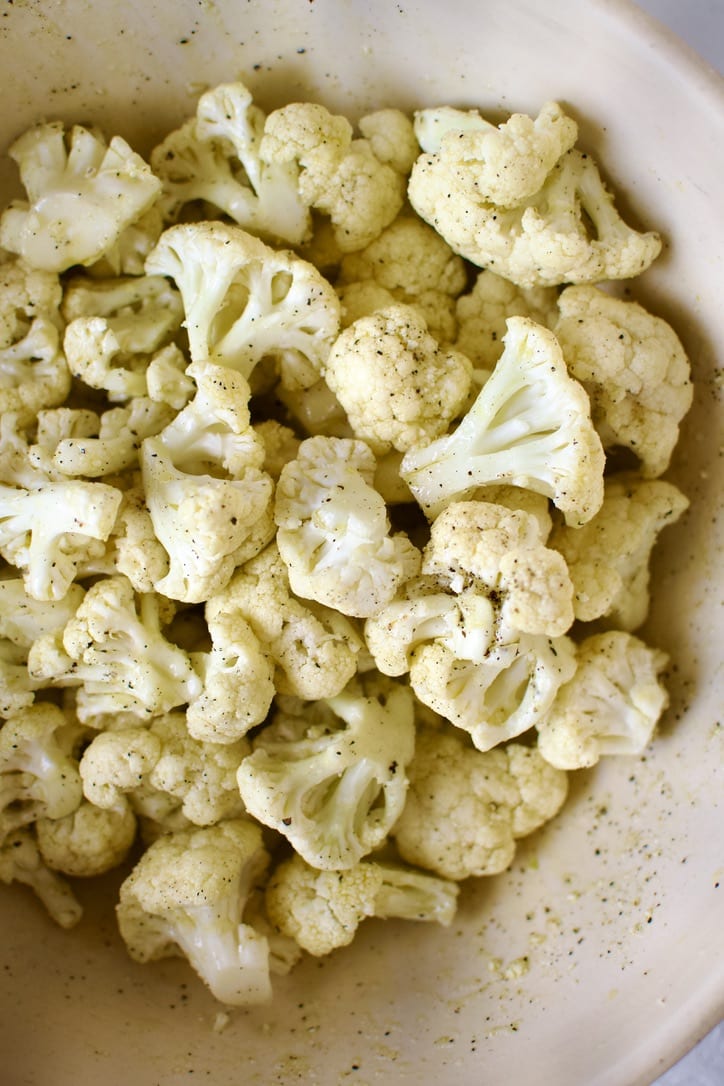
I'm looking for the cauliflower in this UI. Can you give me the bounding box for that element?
[0,256,69,426]
[455,268,558,374]
[36,798,137,877]
[61,272,183,351]
[145,221,341,390]
[27,575,202,725]
[116,818,273,1005]
[0,474,122,601]
[356,109,420,176]
[151,81,310,244]
[79,713,248,827]
[336,214,468,343]
[409,125,662,287]
[185,596,276,745]
[140,361,274,603]
[265,852,458,957]
[554,285,694,477]
[104,480,171,594]
[0,703,83,843]
[274,435,422,618]
[0,826,82,928]
[400,316,605,526]
[322,304,473,455]
[43,398,175,478]
[550,473,689,630]
[391,726,568,880]
[237,674,416,869]
[259,102,409,252]
[365,501,577,750]
[537,630,669,769]
[413,100,579,207]
[204,542,362,701]
[0,121,161,272]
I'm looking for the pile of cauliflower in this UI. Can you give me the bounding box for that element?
[0,83,693,1006]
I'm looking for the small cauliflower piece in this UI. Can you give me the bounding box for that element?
[410,135,662,288]
[357,109,419,176]
[400,316,605,526]
[537,630,669,769]
[206,542,361,701]
[252,419,301,480]
[141,361,274,603]
[46,397,176,478]
[237,674,416,869]
[27,574,202,725]
[323,304,472,455]
[0,826,82,928]
[117,818,272,1005]
[151,81,310,245]
[265,852,458,957]
[0,475,122,601]
[0,703,83,842]
[392,726,568,880]
[36,798,137,877]
[550,472,689,629]
[554,285,694,477]
[274,435,421,618]
[455,268,558,374]
[413,100,578,207]
[145,221,341,391]
[260,101,408,252]
[61,272,183,352]
[0,257,69,426]
[0,121,161,272]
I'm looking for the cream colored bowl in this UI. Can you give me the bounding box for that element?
[1,2,722,1084]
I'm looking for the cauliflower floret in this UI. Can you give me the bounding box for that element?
[43,398,175,478]
[537,630,669,769]
[103,479,171,594]
[554,285,694,477]
[0,257,69,426]
[391,726,568,880]
[336,214,468,343]
[0,703,83,842]
[455,268,558,374]
[252,419,301,481]
[141,361,274,603]
[186,596,276,744]
[259,102,408,252]
[274,435,421,618]
[205,542,362,701]
[0,473,122,601]
[27,575,203,725]
[237,674,416,869]
[36,797,137,877]
[550,473,689,629]
[61,272,183,349]
[410,137,662,288]
[0,826,82,928]
[413,100,579,207]
[117,818,272,1005]
[87,205,164,278]
[265,852,458,957]
[365,502,576,750]
[400,316,605,526]
[357,109,419,176]
[151,81,310,244]
[145,221,341,391]
[79,712,248,826]
[322,304,473,455]
[0,121,161,272]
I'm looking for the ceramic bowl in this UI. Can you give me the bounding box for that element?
[0,2,722,1083]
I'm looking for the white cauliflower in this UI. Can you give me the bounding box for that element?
[554,284,694,477]
[274,435,421,618]
[392,725,568,880]
[0,826,82,928]
[322,304,473,455]
[0,121,161,272]
[145,221,341,391]
[265,852,458,956]
[237,674,416,869]
[550,473,689,629]
[151,81,310,244]
[537,630,669,769]
[36,798,138,877]
[117,818,273,1005]
[400,316,605,526]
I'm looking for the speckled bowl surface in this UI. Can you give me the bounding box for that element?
[0,2,722,1084]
